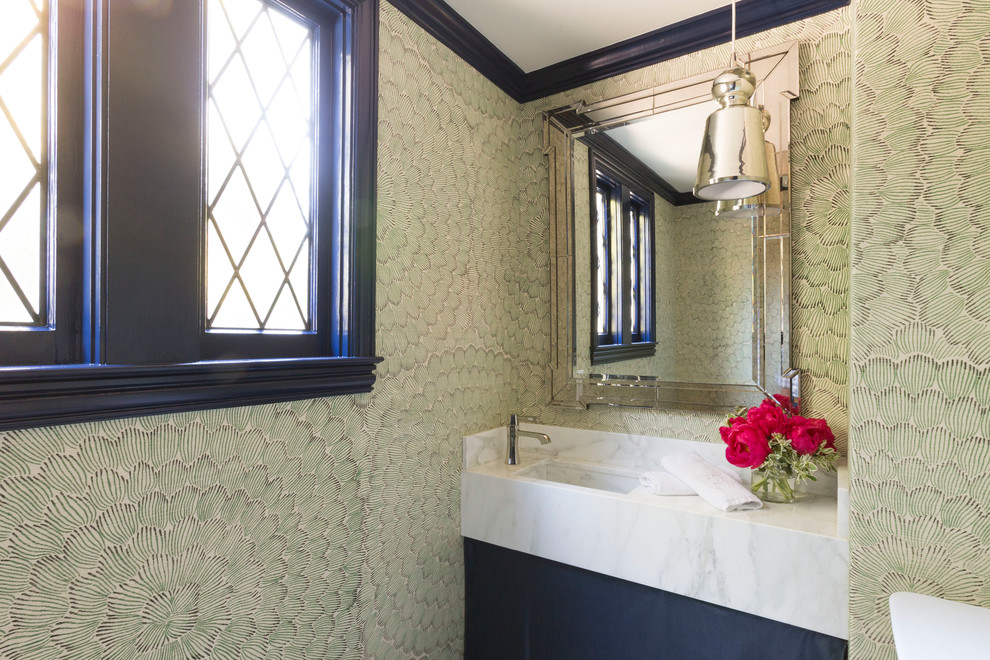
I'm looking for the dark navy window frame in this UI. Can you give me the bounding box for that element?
[589,148,656,366]
[0,0,380,431]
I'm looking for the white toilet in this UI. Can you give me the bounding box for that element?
[889,592,990,659]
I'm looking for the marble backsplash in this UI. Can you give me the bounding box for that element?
[464,422,838,496]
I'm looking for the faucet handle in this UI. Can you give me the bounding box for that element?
[506,414,551,466]
[511,414,541,425]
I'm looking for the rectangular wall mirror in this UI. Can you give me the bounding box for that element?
[545,42,801,413]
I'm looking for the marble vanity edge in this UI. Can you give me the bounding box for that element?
[461,425,849,638]
[461,470,849,639]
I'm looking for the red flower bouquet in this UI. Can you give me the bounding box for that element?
[719,397,838,503]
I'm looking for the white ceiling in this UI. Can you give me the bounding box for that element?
[605,101,719,193]
[444,0,732,73]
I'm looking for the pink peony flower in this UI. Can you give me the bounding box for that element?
[720,422,771,469]
[728,414,747,428]
[772,393,796,414]
[787,416,836,455]
[746,400,789,438]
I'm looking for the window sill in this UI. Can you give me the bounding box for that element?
[0,356,383,431]
[591,342,657,365]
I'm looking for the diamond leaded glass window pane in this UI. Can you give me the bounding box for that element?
[206,0,314,331]
[0,0,47,327]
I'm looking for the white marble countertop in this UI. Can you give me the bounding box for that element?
[461,425,849,639]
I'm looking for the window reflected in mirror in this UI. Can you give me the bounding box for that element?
[575,124,760,386]
[590,152,656,365]
[545,41,800,411]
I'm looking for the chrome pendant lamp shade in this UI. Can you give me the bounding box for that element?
[693,1,770,202]
[715,106,782,218]
[694,67,770,201]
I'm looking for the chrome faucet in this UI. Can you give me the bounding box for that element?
[506,414,551,465]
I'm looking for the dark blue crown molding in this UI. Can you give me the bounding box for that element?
[387,0,850,104]
[386,0,526,100]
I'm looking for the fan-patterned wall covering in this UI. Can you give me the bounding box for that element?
[7,1,973,658]
[0,4,528,657]
[849,1,990,657]
[673,202,754,384]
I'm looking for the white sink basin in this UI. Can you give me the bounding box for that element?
[516,459,642,494]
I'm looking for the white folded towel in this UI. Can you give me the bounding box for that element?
[660,451,762,512]
[638,470,696,495]
[639,461,745,496]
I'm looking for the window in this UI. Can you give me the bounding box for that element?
[0,3,48,330]
[0,0,380,430]
[206,0,319,335]
[590,150,656,364]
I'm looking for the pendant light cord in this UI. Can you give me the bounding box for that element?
[730,1,736,67]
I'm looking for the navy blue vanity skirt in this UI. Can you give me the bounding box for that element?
[464,538,848,660]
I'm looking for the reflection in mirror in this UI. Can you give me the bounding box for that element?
[545,42,800,413]
[575,136,757,385]
[586,144,658,366]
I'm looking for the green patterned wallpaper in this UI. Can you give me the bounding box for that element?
[0,4,525,657]
[672,202,754,384]
[0,410,367,658]
[849,1,990,657]
[8,3,976,659]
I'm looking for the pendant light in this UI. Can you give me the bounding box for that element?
[693,1,770,201]
[715,106,782,218]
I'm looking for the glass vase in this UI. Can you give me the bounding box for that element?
[751,468,797,503]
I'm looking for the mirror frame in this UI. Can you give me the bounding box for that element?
[544,41,801,413]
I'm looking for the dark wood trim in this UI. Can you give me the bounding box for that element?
[0,357,383,430]
[591,342,657,366]
[581,132,707,207]
[588,141,654,207]
[672,191,700,206]
[349,0,380,358]
[387,0,849,103]
[522,0,848,101]
[0,0,382,431]
[385,0,525,100]
[101,0,204,365]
